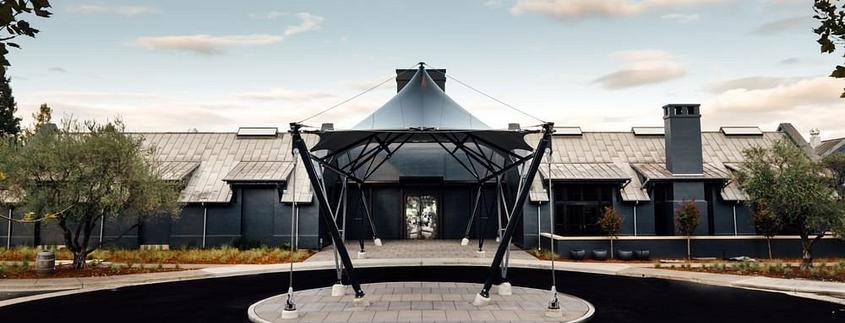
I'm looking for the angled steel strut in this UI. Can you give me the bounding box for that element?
[289,123,365,298]
[477,122,554,300]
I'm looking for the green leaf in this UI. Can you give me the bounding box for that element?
[830,65,845,78]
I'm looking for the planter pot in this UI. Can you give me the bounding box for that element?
[592,249,608,261]
[569,249,586,261]
[616,250,633,261]
[634,250,651,260]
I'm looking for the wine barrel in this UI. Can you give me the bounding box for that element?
[35,250,55,276]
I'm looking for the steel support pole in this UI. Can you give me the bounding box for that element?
[462,185,484,240]
[478,123,554,299]
[290,123,365,298]
[6,208,11,249]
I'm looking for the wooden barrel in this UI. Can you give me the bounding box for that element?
[35,250,55,276]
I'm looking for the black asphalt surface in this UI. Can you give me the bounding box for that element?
[0,266,841,322]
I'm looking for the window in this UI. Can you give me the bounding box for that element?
[552,184,615,236]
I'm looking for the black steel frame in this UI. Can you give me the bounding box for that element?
[289,122,554,299]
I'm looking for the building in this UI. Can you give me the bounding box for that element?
[2,66,843,259]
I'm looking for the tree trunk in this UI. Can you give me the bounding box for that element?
[72,251,87,269]
[767,237,773,260]
[801,247,813,270]
[686,237,691,261]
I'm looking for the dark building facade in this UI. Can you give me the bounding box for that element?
[2,67,844,259]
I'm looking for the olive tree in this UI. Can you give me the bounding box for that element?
[751,202,782,260]
[675,200,700,261]
[736,140,842,269]
[0,118,180,268]
[597,206,622,259]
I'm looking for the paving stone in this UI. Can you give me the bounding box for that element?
[248,282,592,323]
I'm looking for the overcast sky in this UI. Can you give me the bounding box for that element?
[6,0,845,139]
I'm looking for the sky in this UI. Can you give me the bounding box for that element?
[6,0,845,140]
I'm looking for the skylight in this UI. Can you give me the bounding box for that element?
[555,126,582,136]
[632,127,664,136]
[720,126,763,136]
[237,127,278,137]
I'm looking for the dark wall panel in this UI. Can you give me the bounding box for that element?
[141,214,172,245]
[170,205,205,248]
[441,186,471,239]
[371,187,402,240]
[240,188,276,245]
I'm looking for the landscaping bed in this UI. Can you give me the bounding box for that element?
[0,246,313,265]
[658,261,845,282]
[0,263,186,279]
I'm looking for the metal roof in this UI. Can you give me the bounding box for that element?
[524,131,785,203]
[631,163,730,181]
[223,161,293,183]
[138,132,316,203]
[539,163,629,181]
[816,137,845,157]
[352,67,489,130]
[156,161,200,181]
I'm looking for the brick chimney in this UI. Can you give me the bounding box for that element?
[663,104,703,175]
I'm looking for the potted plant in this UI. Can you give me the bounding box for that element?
[592,249,608,260]
[597,206,623,259]
[675,200,700,261]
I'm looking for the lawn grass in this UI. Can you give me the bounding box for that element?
[0,246,313,265]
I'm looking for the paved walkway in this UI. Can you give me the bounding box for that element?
[1,240,844,308]
[307,240,534,262]
[249,282,593,323]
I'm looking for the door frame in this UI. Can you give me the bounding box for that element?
[401,186,442,239]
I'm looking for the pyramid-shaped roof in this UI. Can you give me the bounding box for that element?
[352,67,489,130]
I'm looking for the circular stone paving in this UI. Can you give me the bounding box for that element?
[248,282,594,322]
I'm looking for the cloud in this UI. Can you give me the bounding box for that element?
[67,4,157,17]
[249,11,287,20]
[707,76,845,113]
[134,12,323,54]
[511,0,722,20]
[47,67,67,73]
[705,76,806,93]
[661,13,699,23]
[284,13,324,37]
[751,16,808,35]
[134,34,284,55]
[235,88,335,102]
[703,76,845,138]
[593,49,686,89]
[484,0,508,8]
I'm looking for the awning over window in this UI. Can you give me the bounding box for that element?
[223,161,294,183]
[156,161,200,181]
[539,163,629,182]
[631,163,730,182]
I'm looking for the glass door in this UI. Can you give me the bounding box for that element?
[405,194,438,239]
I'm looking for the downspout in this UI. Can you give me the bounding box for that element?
[201,202,208,248]
[732,202,738,236]
[633,201,638,236]
[99,211,105,244]
[6,208,11,249]
[537,204,541,251]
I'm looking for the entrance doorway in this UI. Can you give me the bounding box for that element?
[404,193,438,239]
